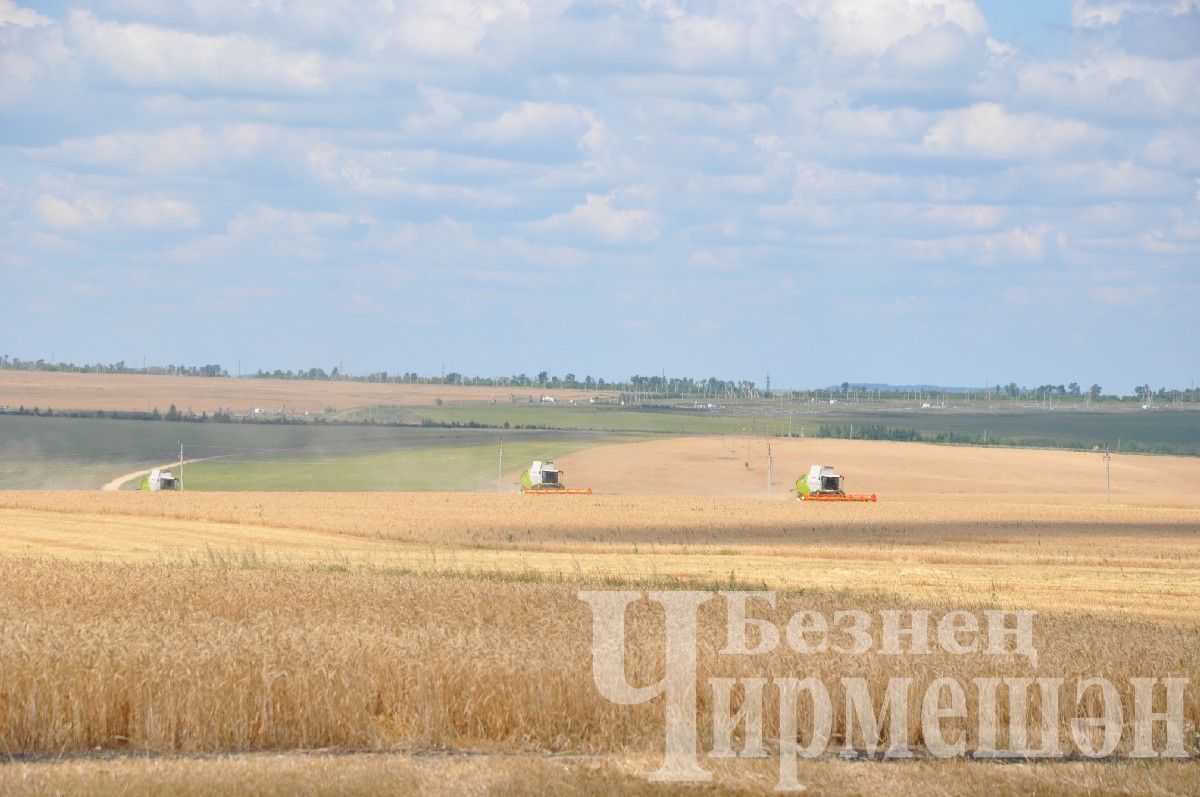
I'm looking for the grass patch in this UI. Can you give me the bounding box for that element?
[0,414,639,489]
[177,434,642,491]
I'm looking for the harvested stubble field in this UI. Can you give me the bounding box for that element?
[5,752,1198,797]
[556,435,1200,506]
[0,371,612,414]
[1,437,1198,794]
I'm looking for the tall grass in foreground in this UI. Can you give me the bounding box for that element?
[0,558,1196,757]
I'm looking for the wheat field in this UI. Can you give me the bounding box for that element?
[556,435,1200,506]
[0,558,1197,794]
[4,448,1195,624]
[0,371,611,414]
[1,474,1198,622]
[1,436,1198,793]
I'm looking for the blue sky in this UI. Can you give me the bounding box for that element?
[1,1,1197,392]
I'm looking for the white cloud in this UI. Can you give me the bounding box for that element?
[813,0,987,57]
[34,191,199,230]
[1133,206,1200,256]
[123,196,202,229]
[469,102,598,148]
[0,3,72,108]
[304,143,516,206]
[530,192,659,245]
[67,10,330,93]
[663,13,750,70]
[381,0,533,60]
[35,124,280,175]
[33,193,106,229]
[921,203,1005,230]
[820,105,928,142]
[1038,161,1191,202]
[1016,55,1200,122]
[791,161,905,202]
[1142,129,1200,171]
[1087,283,1161,305]
[899,26,976,71]
[225,204,350,238]
[0,1,50,28]
[904,223,1056,264]
[921,103,1103,160]
[168,203,360,264]
[1071,0,1199,28]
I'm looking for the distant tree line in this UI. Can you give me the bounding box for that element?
[810,422,1191,456]
[0,355,760,399]
[823,381,1200,404]
[3,354,1197,403]
[250,368,762,399]
[0,404,236,422]
[0,355,225,378]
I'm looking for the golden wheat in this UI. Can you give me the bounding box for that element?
[0,559,1196,760]
[1,481,1198,792]
[2,491,1198,621]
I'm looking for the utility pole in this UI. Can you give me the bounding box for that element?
[497,436,504,493]
[1104,444,1111,504]
[745,421,753,467]
[179,441,184,491]
[767,441,773,496]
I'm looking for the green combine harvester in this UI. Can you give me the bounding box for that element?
[795,464,876,502]
[521,460,592,494]
[138,468,178,492]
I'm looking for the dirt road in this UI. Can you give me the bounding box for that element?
[100,458,215,491]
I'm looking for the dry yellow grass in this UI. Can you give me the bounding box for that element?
[0,370,612,413]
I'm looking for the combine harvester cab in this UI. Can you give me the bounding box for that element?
[795,464,876,502]
[521,460,592,495]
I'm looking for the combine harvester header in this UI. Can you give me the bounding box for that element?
[521,460,592,495]
[795,464,876,502]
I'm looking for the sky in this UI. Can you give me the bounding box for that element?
[1,1,1197,392]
